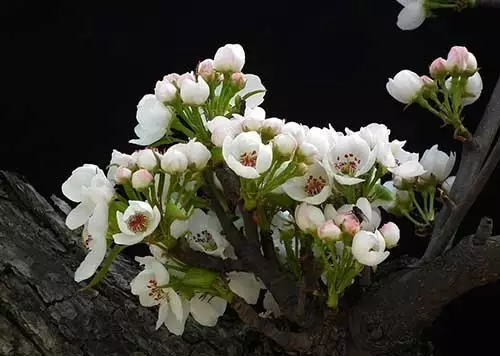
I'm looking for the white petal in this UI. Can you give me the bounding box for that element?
[397,2,426,31]
[227,272,261,305]
[263,290,282,317]
[190,294,227,327]
[74,236,107,282]
[66,202,93,230]
[334,174,365,185]
[112,232,145,245]
[130,270,153,295]
[167,288,184,321]
[165,299,190,335]
[156,301,170,330]
[143,205,162,237]
[255,143,273,174]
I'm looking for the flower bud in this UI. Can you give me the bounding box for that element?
[231,72,246,89]
[175,71,195,88]
[131,169,154,189]
[242,107,266,131]
[186,140,211,170]
[114,166,132,184]
[463,72,483,106]
[155,78,178,103]
[295,202,325,234]
[214,44,245,72]
[420,75,434,87]
[164,73,180,84]
[170,219,189,239]
[161,148,188,174]
[136,149,158,171]
[261,117,284,137]
[317,220,342,241]
[334,213,360,236]
[197,59,215,81]
[297,142,319,165]
[386,70,424,104]
[429,57,447,78]
[379,222,400,248]
[446,46,469,72]
[180,76,210,105]
[273,133,297,158]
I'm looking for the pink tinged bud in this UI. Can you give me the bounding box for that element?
[429,57,447,78]
[164,73,180,84]
[334,213,360,236]
[379,222,400,248]
[160,149,188,174]
[115,166,132,184]
[317,220,342,241]
[274,133,297,158]
[197,59,215,81]
[131,169,154,189]
[213,43,246,72]
[155,79,177,104]
[446,46,469,72]
[180,76,210,106]
[231,72,246,89]
[136,149,158,171]
[420,75,434,87]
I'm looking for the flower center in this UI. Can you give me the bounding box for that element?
[147,279,166,302]
[304,175,326,196]
[334,153,361,175]
[190,230,218,251]
[83,234,93,249]
[239,150,258,167]
[127,213,149,233]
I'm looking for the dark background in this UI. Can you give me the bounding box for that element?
[2,1,500,354]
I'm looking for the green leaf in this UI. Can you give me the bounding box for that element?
[182,268,219,288]
[79,245,127,291]
[165,202,187,219]
[265,193,295,210]
[107,200,127,236]
[241,89,266,100]
[210,147,223,164]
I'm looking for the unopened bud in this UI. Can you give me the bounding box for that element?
[273,133,297,158]
[136,149,159,171]
[161,148,188,174]
[231,72,246,89]
[334,213,360,236]
[317,220,342,241]
[297,142,319,165]
[197,59,215,81]
[114,166,132,184]
[261,117,284,138]
[131,169,154,189]
[155,78,178,103]
[429,57,447,78]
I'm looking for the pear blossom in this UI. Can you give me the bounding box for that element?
[62,164,115,230]
[232,74,266,109]
[175,71,196,88]
[107,149,137,182]
[441,175,455,194]
[131,168,154,189]
[270,211,295,264]
[373,180,411,213]
[297,142,319,165]
[136,149,159,171]
[283,162,331,204]
[241,106,266,131]
[396,0,426,31]
[155,77,178,103]
[386,141,426,179]
[113,201,161,245]
[430,57,448,78]
[149,243,169,264]
[273,133,297,158]
[294,202,325,234]
[189,293,227,327]
[185,209,234,259]
[379,222,400,248]
[222,131,273,179]
[114,166,132,184]
[74,219,107,282]
[161,148,188,174]
[463,72,483,106]
[226,271,262,305]
[351,230,390,267]
[325,134,376,185]
[334,212,361,236]
[214,43,245,72]
[350,123,391,150]
[261,117,284,137]
[446,46,474,73]
[303,126,333,158]
[282,121,308,145]
[170,219,189,239]
[262,290,282,317]
[180,76,210,105]
[419,144,456,183]
[130,94,173,146]
[337,197,382,232]
[169,139,212,170]
[386,70,424,104]
[207,115,243,147]
[130,256,186,334]
[317,220,342,241]
[197,59,215,81]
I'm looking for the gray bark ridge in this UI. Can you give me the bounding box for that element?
[0,170,283,356]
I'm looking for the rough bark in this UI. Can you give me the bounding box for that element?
[0,170,283,356]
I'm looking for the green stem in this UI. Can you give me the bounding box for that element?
[403,211,427,227]
[411,191,431,224]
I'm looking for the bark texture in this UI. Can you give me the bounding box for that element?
[0,170,283,356]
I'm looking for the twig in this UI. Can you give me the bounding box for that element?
[231,296,312,352]
[241,209,261,248]
[171,239,246,272]
[475,0,500,8]
[421,75,500,262]
[260,229,279,264]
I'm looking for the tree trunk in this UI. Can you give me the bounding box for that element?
[0,170,284,356]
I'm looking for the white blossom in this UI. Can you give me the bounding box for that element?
[113,201,161,245]
[222,131,273,179]
[189,293,227,327]
[214,44,245,72]
[386,70,424,103]
[130,94,173,146]
[107,150,137,182]
[294,202,325,234]
[337,197,381,232]
[227,271,262,305]
[180,76,210,105]
[283,162,331,205]
[207,115,243,147]
[273,133,297,158]
[161,148,188,174]
[419,144,456,183]
[379,222,400,248]
[351,230,390,266]
[136,149,159,171]
[396,0,426,31]
[155,77,178,103]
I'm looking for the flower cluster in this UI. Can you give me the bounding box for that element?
[62,43,463,334]
[387,46,482,140]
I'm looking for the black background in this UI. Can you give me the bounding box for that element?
[2,1,500,354]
